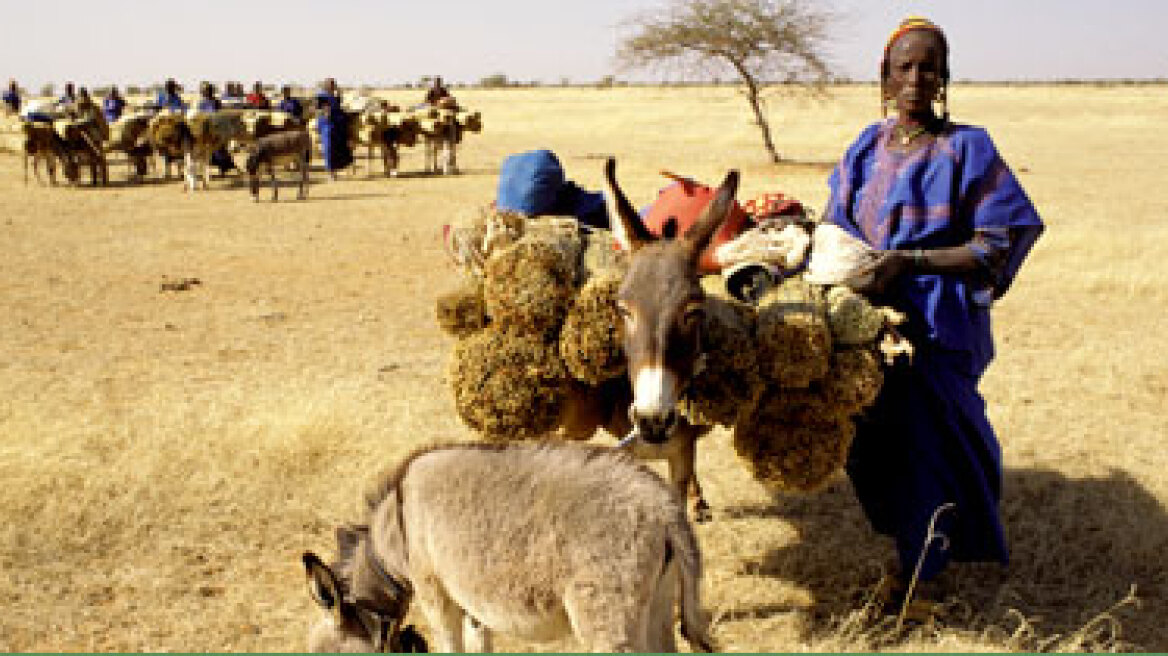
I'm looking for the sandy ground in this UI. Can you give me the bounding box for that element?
[1,85,1166,652]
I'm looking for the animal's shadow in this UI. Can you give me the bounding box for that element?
[723,468,1167,650]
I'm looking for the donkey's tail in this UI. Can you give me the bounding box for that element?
[669,516,715,653]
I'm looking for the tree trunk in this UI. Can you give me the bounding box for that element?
[732,62,781,163]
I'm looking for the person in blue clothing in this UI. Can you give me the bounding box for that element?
[102,86,126,122]
[57,81,78,111]
[315,78,352,180]
[824,17,1043,614]
[3,79,20,114]
[155,78,186,111]
[276,85,303,121]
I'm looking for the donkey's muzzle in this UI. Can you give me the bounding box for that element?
[631,408,678,445]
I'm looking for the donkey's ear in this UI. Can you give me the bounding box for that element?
[604,158,655,253]
[682,170,739,263]
[303,552,344,621]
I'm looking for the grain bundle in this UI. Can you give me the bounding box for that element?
[449,329,569,440]
[820,346,883,415]
[435,281,488,338]
[732,387,856,493]
[825,284,886,346]
[559,270,624,385]
[679,294,764,427]
[755,277,832,389]
[457,110,483,133]
[482,233,578,337]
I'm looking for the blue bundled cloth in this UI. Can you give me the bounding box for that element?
[495,150,607,228]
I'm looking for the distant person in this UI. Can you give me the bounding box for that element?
[196,82,221,113]
[825,17,1043,617]
[102,86,126,122]
[315,78,352,180]
[276,85,303,121]
[75,87,100,121]
[57,81,78,111]
[155,78,186,112]
[246,81,271,110]
[222,81,246,109]
[3,79,20,114]
[424,76,452,106]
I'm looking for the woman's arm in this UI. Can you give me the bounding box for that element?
[855,244,982,295]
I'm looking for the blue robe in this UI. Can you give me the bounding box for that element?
[155,91,186,112]
[277,97,303,120]
[3,90,20,113]
[825,120,1043,580]
[315,92,352,171]
[102,96,125,122]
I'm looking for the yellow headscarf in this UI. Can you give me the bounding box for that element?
[883,16,944,59]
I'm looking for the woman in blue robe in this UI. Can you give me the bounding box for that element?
[315,78,352,179]
[102,87,125,122]
[824,18,1043,602]
[155,79,186,112]
[3,79,20,114]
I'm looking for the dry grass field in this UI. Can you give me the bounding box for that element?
[1,84,1166,652]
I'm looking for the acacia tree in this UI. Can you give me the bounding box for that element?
[617,0,835,163]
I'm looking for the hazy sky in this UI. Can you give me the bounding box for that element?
[2,0,1165,88]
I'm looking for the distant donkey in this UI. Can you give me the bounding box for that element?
[303,442,714,653]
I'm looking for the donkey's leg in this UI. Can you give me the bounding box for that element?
[666,423,711,523]
[298,157,308,200]
[564,582,646,653]
[462,615,493,653]
[415,587,466,653]
[270,162,279,202]
[388,144,399,177]
[646,562,680,653]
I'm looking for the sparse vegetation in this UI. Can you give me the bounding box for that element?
[0,84,1165,652]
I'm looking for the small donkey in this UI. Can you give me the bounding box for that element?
[303,442,713,653]
[602,158,740,521]
[245,129,311,202]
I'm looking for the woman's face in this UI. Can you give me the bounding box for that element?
[886,30,945,116]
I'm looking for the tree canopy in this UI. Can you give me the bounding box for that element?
[617,0,836,162]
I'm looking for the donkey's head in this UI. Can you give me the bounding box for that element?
[604,158,739,445]
[303,525,426,653]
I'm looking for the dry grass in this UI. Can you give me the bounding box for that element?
[1,85,1165,652]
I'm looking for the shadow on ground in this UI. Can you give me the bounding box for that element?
[724,467,1167,650]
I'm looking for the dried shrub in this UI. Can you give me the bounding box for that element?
[755,277,832,389]
[679,295,763,427]
[435,281,488,338]
[482,236,577,337]
[732,387,855,493]
[559,271,625,385]
[821,346,883,415]
[449,329,569,440]
[826,284,886,346]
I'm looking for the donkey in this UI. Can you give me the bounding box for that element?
[245,129,311,202]
[600,158,741,522]
[303,442,714,653]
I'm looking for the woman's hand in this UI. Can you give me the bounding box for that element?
[854,250,912,295]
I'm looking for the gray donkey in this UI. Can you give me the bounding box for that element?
[303,442,714,653]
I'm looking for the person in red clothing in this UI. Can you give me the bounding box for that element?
[246,81,271,110]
